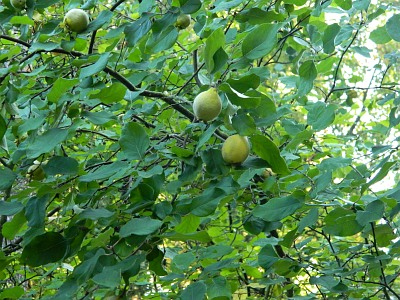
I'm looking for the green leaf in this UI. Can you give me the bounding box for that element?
[120,217,162,237]
[10,16,34,26]
[356,200,384,226]
[253,195,303,222]
[0,201,23,216]
[324,207,363,236]
[362,161,396,193]
[78,208,115,221]
[0,115,6,140]
[250,135,290,174]
[0,286,25,300]
[322,23,341,54]
[298,208,319,232]
[81,111,117,125]
[79,53,110,79]
[92,268,121,288]
[242,23,281,60]
[163,231,211,243]
[124,15,152,47]
[20,232,68,267]
[79,161,129,182]
[206,276,232,300]
[386,14,400,42]
[25,195,48,229]
[1,211,26,240]
[119,122,150,160]
[307,102,336,131]
[145,25,179,53]
[204,28,225,74]
[0,168,16,191]
[369,26,392,44]
[283,0,307,4]
[334,0,352,10]
[179,0,202,13]
[180,281,207,300]
[232,113,257,136]
[297,60,317,96]
[26,128,69,159]
[86,10,113,32]
[258,244,279,269]
[43,156,79,175]
[90,82,127,104]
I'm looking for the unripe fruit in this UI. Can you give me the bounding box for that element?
[193,88,222,122]
[64,8,90,33]
[175,14,191,29]
[11,0,26,9]
[27,164,46,181]
[222,135,250,164]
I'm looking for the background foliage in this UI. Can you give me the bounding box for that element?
[1,0,400,299]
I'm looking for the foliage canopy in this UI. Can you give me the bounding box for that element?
[1,0,400,299]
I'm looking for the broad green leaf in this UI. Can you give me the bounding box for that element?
[163,231,211,243]
[206,276,232,299]
[145,25,179,53]
[361,161,396,193]
[174,214,201,233]
[324,207,363,236]
[47,78,78,103]
[322,23,340,54]
[25,195,48,228]
[86,10,113,32]
[26,128,69,159]
[250,135,290,174]
[124,15,152,46]
[0,168,16,191]
[10,16,34,26]
[1,211,26,239]
[242,23,281,60]
[386,14,400,42]
[369,26,392,44]
[253,195,303,221]
[79,161,129,182]
[120,217,162,237]
[119,122,150,160]
[307,102,336,131]
[211,0,244,12]
[0,200,23,215]
[78,208,115,220]
[298,208,319,232]
[334,0,352,10]
[172,252,196,271]
[204,28,225,74]
[92,268,121,288]
[353,0,370,11]
[180,281,207,300]
[369,224,396,247]
[81,111,117,125]
[258,244,279,269]
[232,113,257,136]
[285,129,313,151]
[147,247,167,276]
[43,156,79,175]
[179,0,202,13]
[79,53,110,79]
[356,200,384,226]
[20,232,68,267]
[283,0,307,4]
[297,60,317,96]
[90,82,127,104]
[0,286,24,300]
[0,115,6,140]
[227,74,260,92]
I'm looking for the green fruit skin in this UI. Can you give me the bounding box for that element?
[221,135,250,164]
[193,88,222,122]
[11,0,26,9]
[64,8,90,33]
[175,14,191,29]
